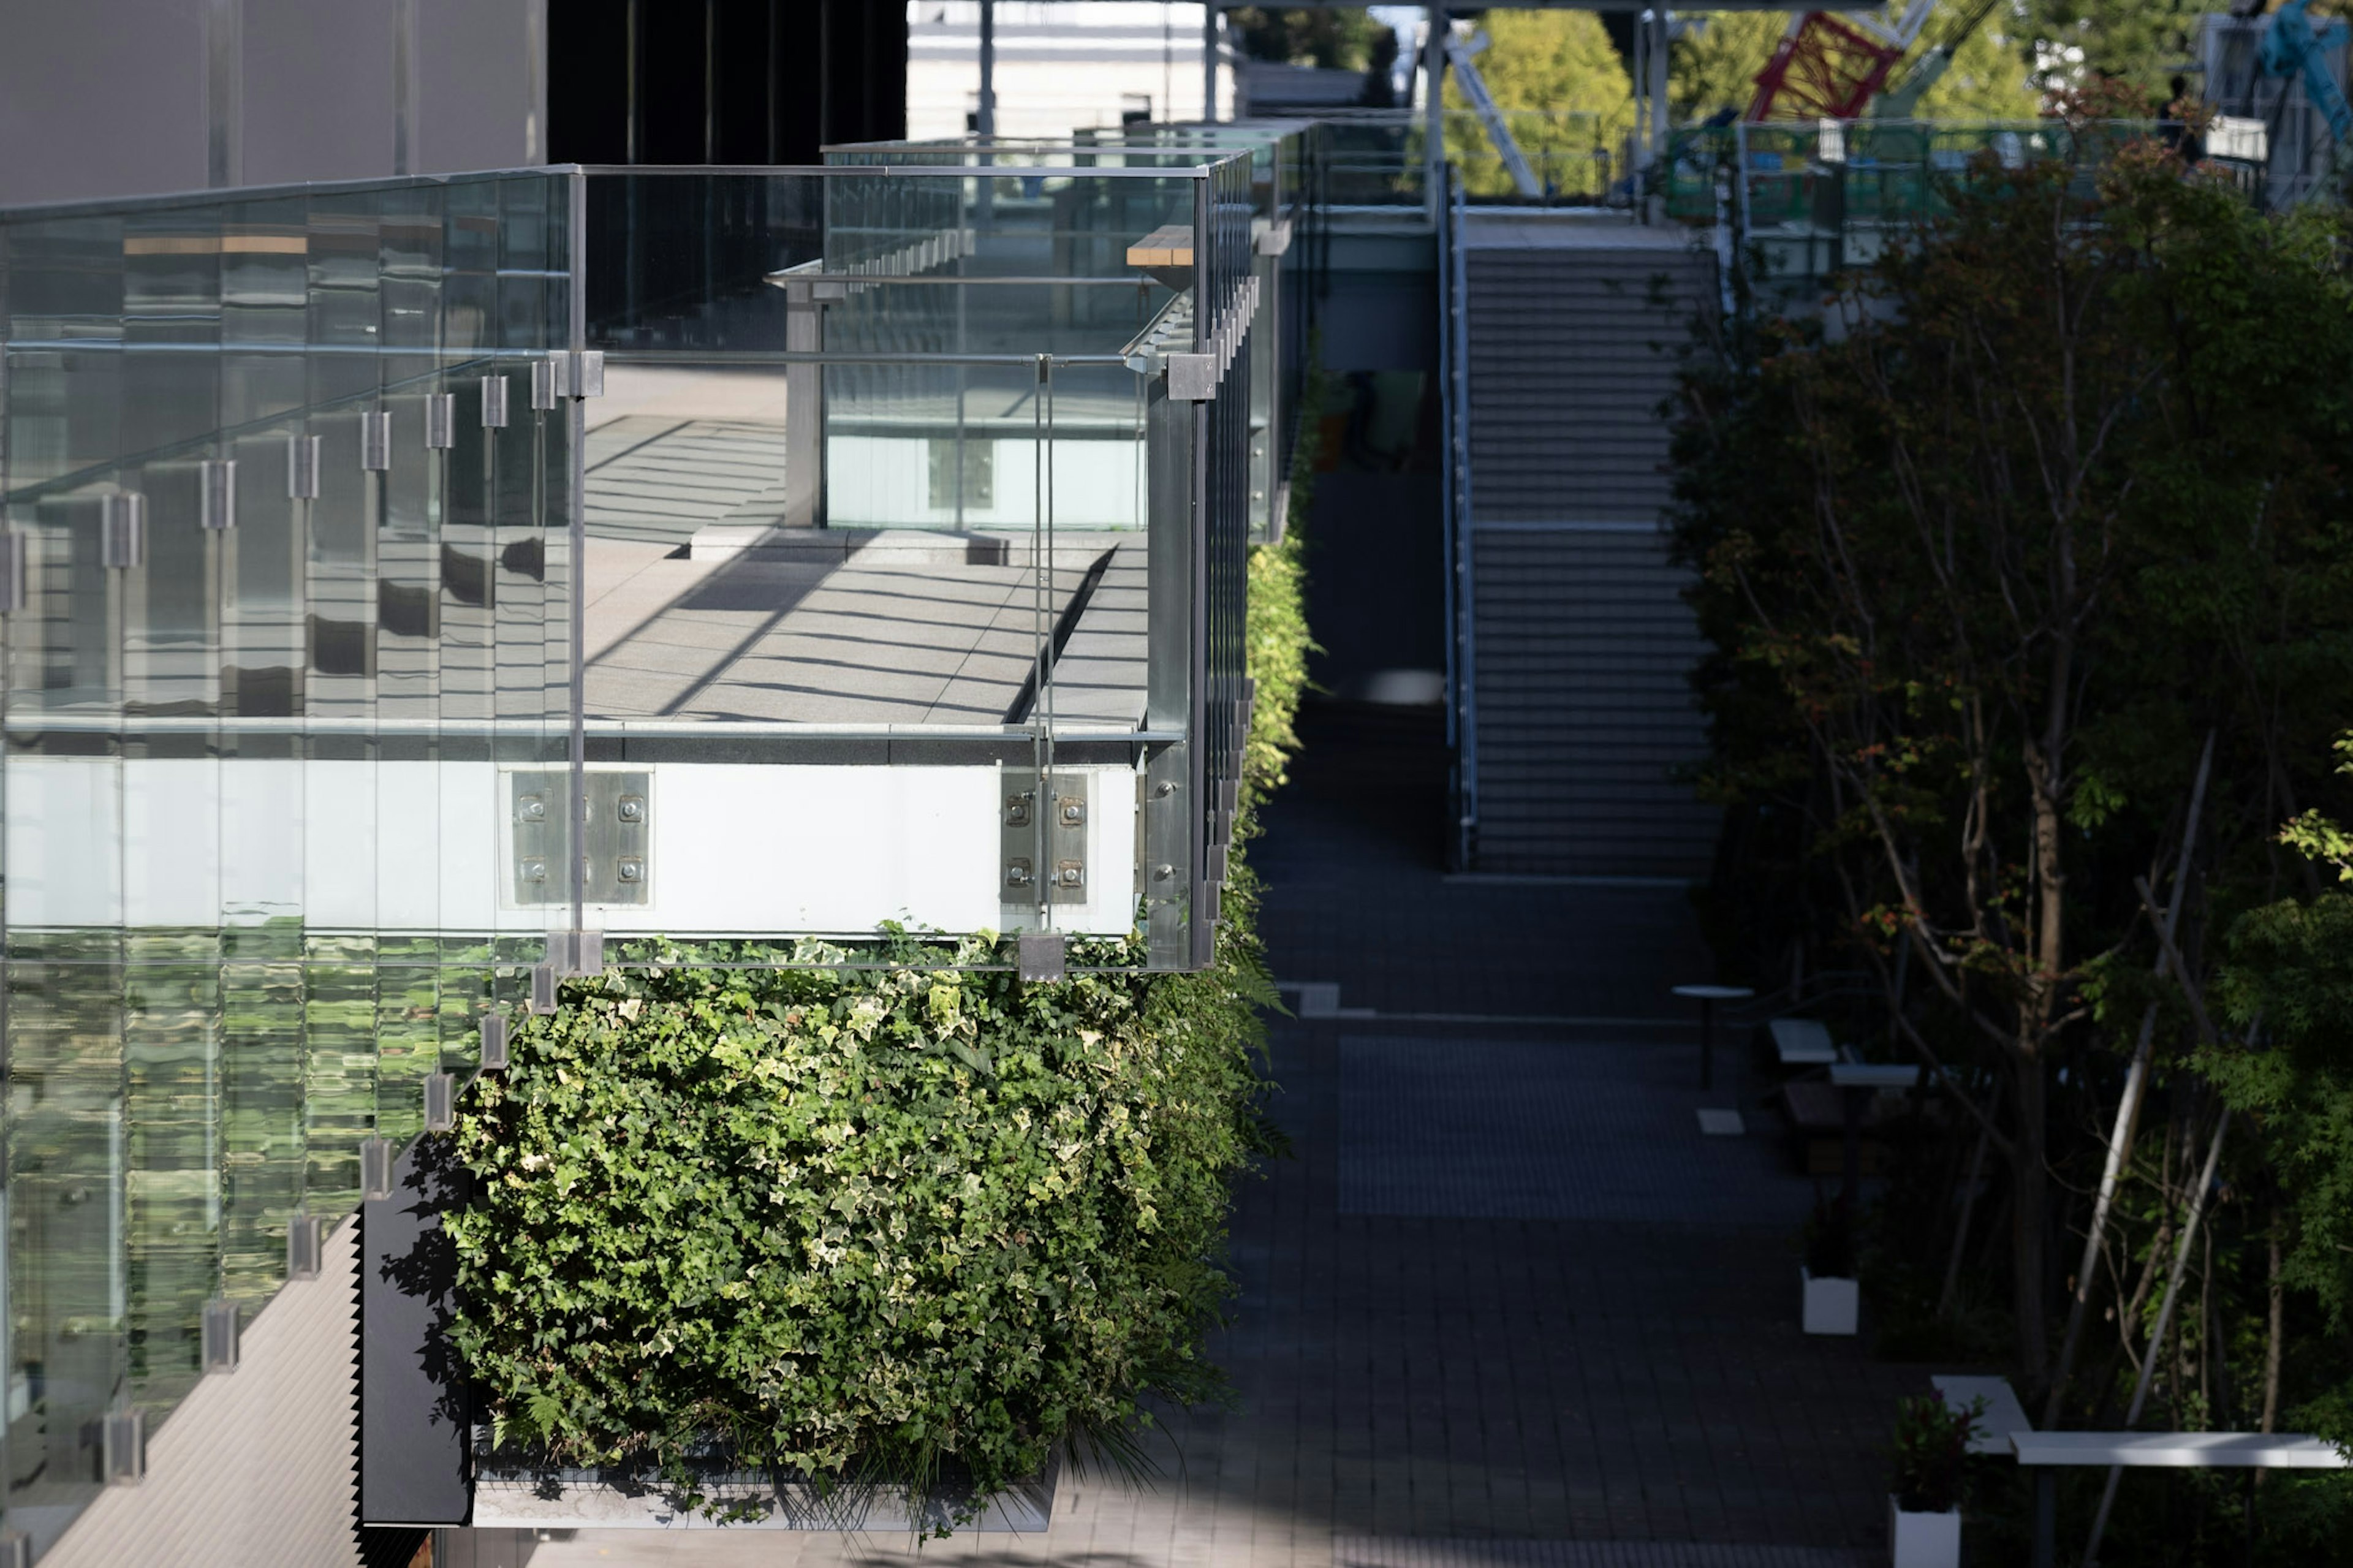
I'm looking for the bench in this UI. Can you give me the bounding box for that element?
[2013,1431,2349,1468]
[1930,1373,2030,1456]
[1764,1015,1838,1066]
[2012,1430,2346,1566]
[1126,224,1194,289]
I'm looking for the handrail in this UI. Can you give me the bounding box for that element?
[1443,165,1479,869]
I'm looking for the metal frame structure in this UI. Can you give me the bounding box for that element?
[0,142,1274,1550]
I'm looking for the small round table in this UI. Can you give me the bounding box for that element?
[1672,984,1756,1091]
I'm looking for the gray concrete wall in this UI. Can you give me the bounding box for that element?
[0,0,543,208]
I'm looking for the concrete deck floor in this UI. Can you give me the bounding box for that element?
[582,367,1146,728]
[522,702,1922,1568]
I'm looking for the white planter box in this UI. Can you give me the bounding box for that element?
[1888,1494,1961,1568]
[1802,1267,1859,1335]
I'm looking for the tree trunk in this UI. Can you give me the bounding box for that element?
[2012,1043,2050,1380]
[2262,1208,2284,1434]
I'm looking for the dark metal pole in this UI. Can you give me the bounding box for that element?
[1203,4,1219,123]
[1841,1086,1863,1219]
[1424,7,1447,227]
[1699,996,1715,1091]
[977,0,996,136]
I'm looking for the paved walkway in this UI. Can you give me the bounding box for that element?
[525,703,1918,1567]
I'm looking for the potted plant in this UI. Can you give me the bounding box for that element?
[1887,1390,1980,1568]
[1801,1197,1859,1335]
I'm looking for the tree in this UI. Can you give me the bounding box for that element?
[1672,141,2353,1389]
[1227,6,1386,71]
[1442,10,1634,199]
[2018,0,2210,102]
[1672,10,1789,120]
[1670,4,2036,123]
[1914,7,2042,120]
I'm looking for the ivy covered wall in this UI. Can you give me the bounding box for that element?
[447,376,1324,1519]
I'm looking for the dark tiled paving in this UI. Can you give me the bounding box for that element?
[530,701,1919,1568]
[1336,1038,1811,1224]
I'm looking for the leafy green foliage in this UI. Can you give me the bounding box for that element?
[1670,6,2036,123]
[449,368,1330,1527]
[1228,7,1388,72]
[1446,10,1633,199]
[1674,130,2353,1554]
[450,928,1271,1515]
[2018,0,2209,102]
[2213,892,2353,1360]
[1891,1390,1983,1512]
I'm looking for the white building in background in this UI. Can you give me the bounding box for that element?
[906,2,1237,140]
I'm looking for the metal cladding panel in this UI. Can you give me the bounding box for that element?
[361,1137,473,1526]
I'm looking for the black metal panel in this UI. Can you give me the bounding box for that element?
[360,1135,473,1525]
[551,0,907,168]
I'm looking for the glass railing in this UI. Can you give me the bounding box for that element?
[0,167,574,1553]
[828,124,1314,545]
[1313,108,1625,216]
[0,149,1262,1553]
[1663,118,2165,281]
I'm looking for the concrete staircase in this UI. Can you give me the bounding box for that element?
[1456,219,1720,878]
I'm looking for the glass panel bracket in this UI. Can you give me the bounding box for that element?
[202,1298,240,1374]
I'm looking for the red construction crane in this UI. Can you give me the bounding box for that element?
[1748,1,1938,121]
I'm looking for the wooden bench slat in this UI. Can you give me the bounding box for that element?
[1126,224,1194,268]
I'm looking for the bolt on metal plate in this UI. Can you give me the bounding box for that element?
[425,392,456,450]
[998,767,1089,915]
[480,373,510,429]
[480,1012,509,1070]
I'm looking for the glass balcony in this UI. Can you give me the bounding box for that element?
[0,147,1265,1550]
[827,121,1317,544]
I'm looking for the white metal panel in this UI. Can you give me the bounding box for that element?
[9,756,1142,940]
[825,435,1145,531]
[7,755,124,928]
[374,757,445,931]
[616,763,1099,937]
[595,761,1137,937]
[124,758,222,927]
[301,759,379,930]
[220,757,307,925]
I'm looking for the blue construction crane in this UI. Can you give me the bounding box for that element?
[2262,0,2353,161]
